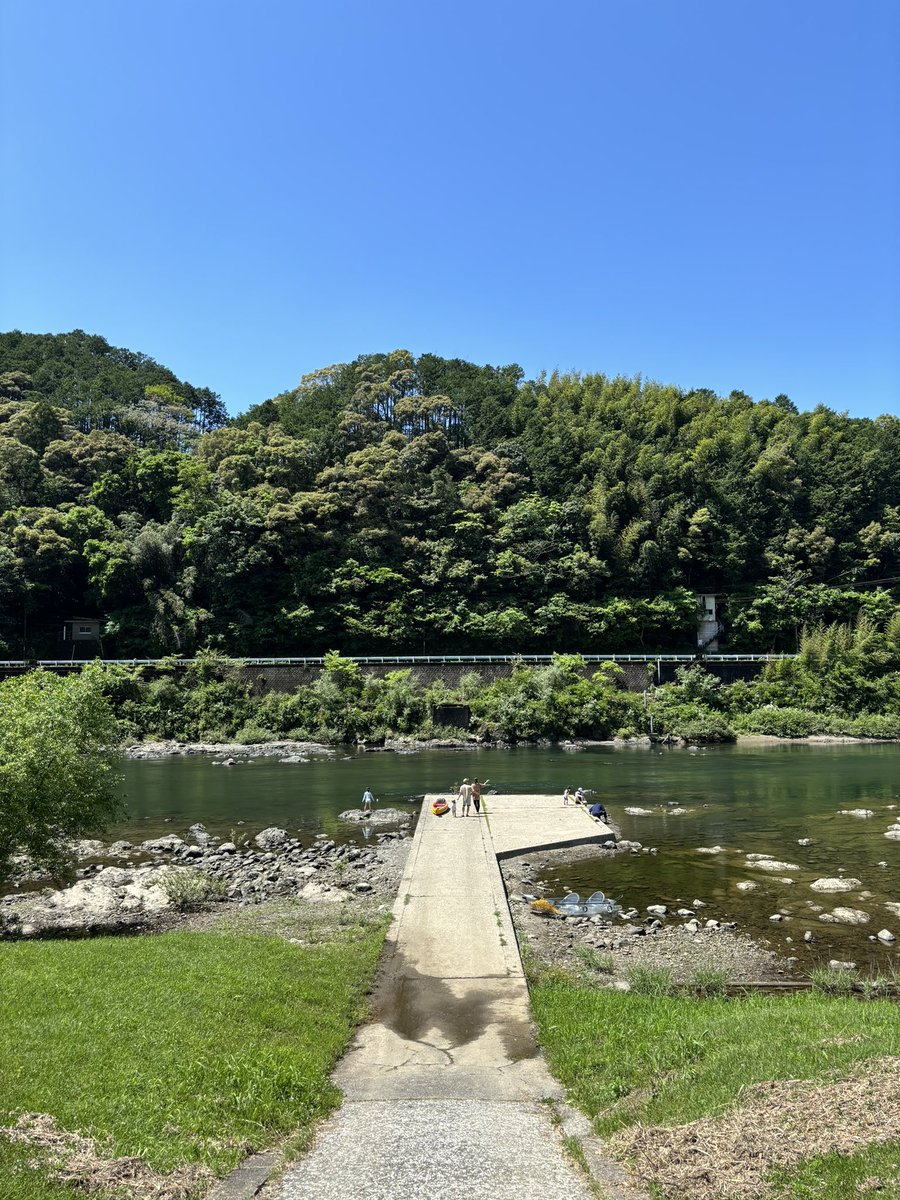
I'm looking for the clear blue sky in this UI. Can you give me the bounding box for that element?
[1,0,898,419]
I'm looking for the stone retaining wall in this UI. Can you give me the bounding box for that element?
[0,658,764,694]
[235,659,762,694]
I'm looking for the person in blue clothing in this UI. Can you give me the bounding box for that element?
[362,788,376,814]
[589,800,608,823]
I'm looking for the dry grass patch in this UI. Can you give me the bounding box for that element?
[0,1114,214,1199]
[611,1057,900,1200]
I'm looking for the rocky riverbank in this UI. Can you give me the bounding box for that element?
[500,844,784,984]
[121,733,896,763]
[0,818,412,940]
[124,739,336,759]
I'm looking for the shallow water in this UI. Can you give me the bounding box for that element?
[115,742,900,970]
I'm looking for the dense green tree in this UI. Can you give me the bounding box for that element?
[2,332,899,658]
[0,666,120,886]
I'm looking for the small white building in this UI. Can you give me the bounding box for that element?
[696,595,721,652]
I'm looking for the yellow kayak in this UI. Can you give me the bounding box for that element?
[432,800,450,817]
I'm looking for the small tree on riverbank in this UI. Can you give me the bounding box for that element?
[0,666,121,886]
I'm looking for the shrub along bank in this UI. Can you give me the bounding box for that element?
[90,612,900,747]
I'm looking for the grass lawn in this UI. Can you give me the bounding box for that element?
[0,901,390,1199]
[528,961,900,1199]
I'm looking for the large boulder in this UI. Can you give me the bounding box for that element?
[4,866,173,937]
[140,835,185,852]
[338,808,411,827]
[254,827,289,850]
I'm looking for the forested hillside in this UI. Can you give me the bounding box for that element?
[1,331,898,658]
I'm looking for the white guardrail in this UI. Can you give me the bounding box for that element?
[0,653,797,668]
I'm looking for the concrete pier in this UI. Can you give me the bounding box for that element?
[270,796,614,1199]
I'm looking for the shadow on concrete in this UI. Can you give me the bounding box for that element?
[372,946,539,1064]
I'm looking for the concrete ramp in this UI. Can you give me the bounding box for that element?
[270,795,607,1199]
[483,791,613,857]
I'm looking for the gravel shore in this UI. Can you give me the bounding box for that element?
[500,847,784,985]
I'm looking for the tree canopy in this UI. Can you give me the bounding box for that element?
[1,331,898,658]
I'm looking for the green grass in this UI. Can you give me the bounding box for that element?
[0,1144,85,1200]
[573,946,615,975]
[530,972,900,1135]
[527,962,900,1197]
[767,1142,900,1198]
[808,965,858,995]
[0,903,390,1198]
[625,965,674,996]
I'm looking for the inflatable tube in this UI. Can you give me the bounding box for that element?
[432,800,450,817]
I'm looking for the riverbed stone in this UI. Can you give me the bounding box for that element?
[696,846,726,854]
[877,929,896,943]
[72,839,106,859]
[140,835,185,852]
[747,858,800,872]
[810,877,862,892]
[828,960,857,971]
[338,808,412,827]
[254,827,289,849]
[646,905,667,917]
[838,809,874,817]
[827,907,870,925]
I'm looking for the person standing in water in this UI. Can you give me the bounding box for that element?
[362,788,376,814]
[471,777,490,814]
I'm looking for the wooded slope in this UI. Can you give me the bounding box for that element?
[1,332,898,656]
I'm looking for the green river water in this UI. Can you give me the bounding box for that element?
[117,742,900,971]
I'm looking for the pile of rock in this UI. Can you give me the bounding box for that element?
[125,740,333,760]
[0,823,411,940]
[514,892,779,982]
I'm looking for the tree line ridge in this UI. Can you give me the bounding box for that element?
[1,330,898,659]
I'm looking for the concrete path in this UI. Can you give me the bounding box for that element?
[268,796,613,1200]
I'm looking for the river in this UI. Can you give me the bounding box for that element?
[116,742,900,971]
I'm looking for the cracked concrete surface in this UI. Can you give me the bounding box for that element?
[267,798,611,1199]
